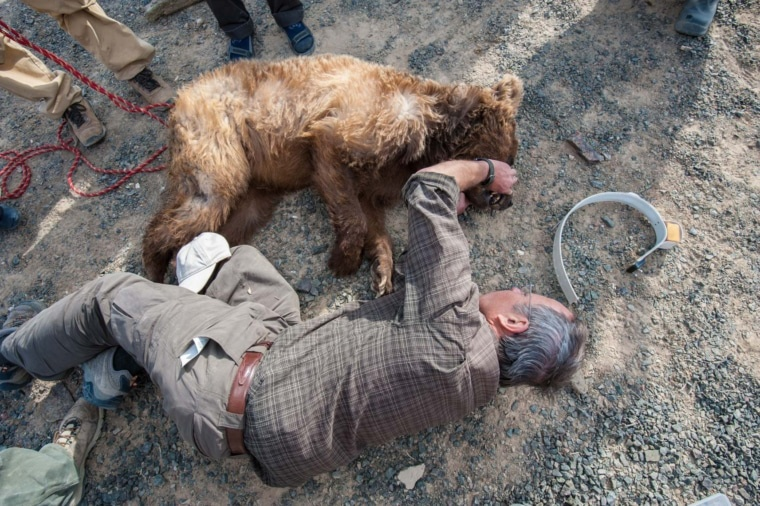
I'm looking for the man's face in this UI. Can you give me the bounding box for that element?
[480,287,574,322]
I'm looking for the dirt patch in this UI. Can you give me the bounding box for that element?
[1,0,758,504]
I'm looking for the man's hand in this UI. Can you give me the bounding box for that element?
[419,159,518,197]
[485,159,518,196]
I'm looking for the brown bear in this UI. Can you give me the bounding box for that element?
[143,54,523,296]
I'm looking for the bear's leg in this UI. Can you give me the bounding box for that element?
[361,201,394,297]
[218,187,284,245]
[311,156,367,277]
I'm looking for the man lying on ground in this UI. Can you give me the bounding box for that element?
[0,158,586,488]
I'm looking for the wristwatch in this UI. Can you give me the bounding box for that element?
[475,158,495,187]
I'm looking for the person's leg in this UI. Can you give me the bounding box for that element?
[0,35,106,146]
[1,271,255,460]
[266,0,303,28]
[0,34,81,118]
[21,0,154,80]
[0,398,103,505]
[21,0,173,103]
[205,0,255,39]
[205,245,302,325]
[0,446,78,505]
[266,0,314,55]
[204,0,256,59]
[0,274,147,380]
[675,0,719,37]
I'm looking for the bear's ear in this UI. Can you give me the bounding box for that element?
[492,74,524,108]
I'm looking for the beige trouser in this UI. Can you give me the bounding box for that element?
[0,0,155,118]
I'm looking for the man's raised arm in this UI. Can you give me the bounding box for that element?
[397,159,518,320]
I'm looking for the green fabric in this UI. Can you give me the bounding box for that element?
[0,444,78,506]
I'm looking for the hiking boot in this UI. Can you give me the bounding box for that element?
[64,100,106,147]
[81,347,134,410]
[2,300,45,330]
[54,398,104,505]
[228,34,254,61]
[0,301,45,391]
[283,22,315,56]
[0,204,20,230]
[127,67,175,105]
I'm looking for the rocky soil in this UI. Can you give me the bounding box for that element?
[1,0,758,505]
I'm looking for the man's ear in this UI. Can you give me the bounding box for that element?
[495,312,529,335]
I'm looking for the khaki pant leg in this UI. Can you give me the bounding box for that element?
[0,35,81,118]
[21,0,155,80]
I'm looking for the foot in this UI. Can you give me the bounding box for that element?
[81,347,135,410]
[283,22,315,55]
[370,258,394,297]
[229,34,254,61]
[54,398,104,505]
[0,204,20,230]
[128,67,175,105]
[675,0,719,37]
[64,99,106,148]
[0,301,45,391]
[0,357,32,391]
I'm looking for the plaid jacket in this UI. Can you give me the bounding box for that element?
[246,172,500,487]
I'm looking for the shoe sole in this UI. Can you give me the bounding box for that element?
[70,406,104,505]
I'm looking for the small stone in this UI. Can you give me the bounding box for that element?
[644,449,660,462]
[567,132,605,163]
[689,228,698,236]
[602,216,615,228]
[397,464,425,490]
[295,279,312,293]
[571,375,588,395]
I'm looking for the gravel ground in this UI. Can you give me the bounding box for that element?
[1,0,758,504]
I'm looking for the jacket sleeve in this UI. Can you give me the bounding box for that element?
[399,172,478,321]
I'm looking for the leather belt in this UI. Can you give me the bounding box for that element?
[226,342,271,456]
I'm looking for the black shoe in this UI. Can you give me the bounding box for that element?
[228,35,254,61]
[283,22,314,55]
[0,205,20,231]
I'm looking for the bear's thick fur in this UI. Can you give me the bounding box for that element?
[143,54,523,295]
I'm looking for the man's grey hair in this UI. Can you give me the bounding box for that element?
[496,304,587,388]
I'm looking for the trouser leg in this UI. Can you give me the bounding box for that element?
[20,0,155,80]
[266,0,303,28]
[0,273,151,379]
[0,445,79,505]
[205,245,302,325]
[0,35,81,118]
[1,271,260,460]
[205,0,255,39]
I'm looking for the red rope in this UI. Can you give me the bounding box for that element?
[0,18,171,200]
